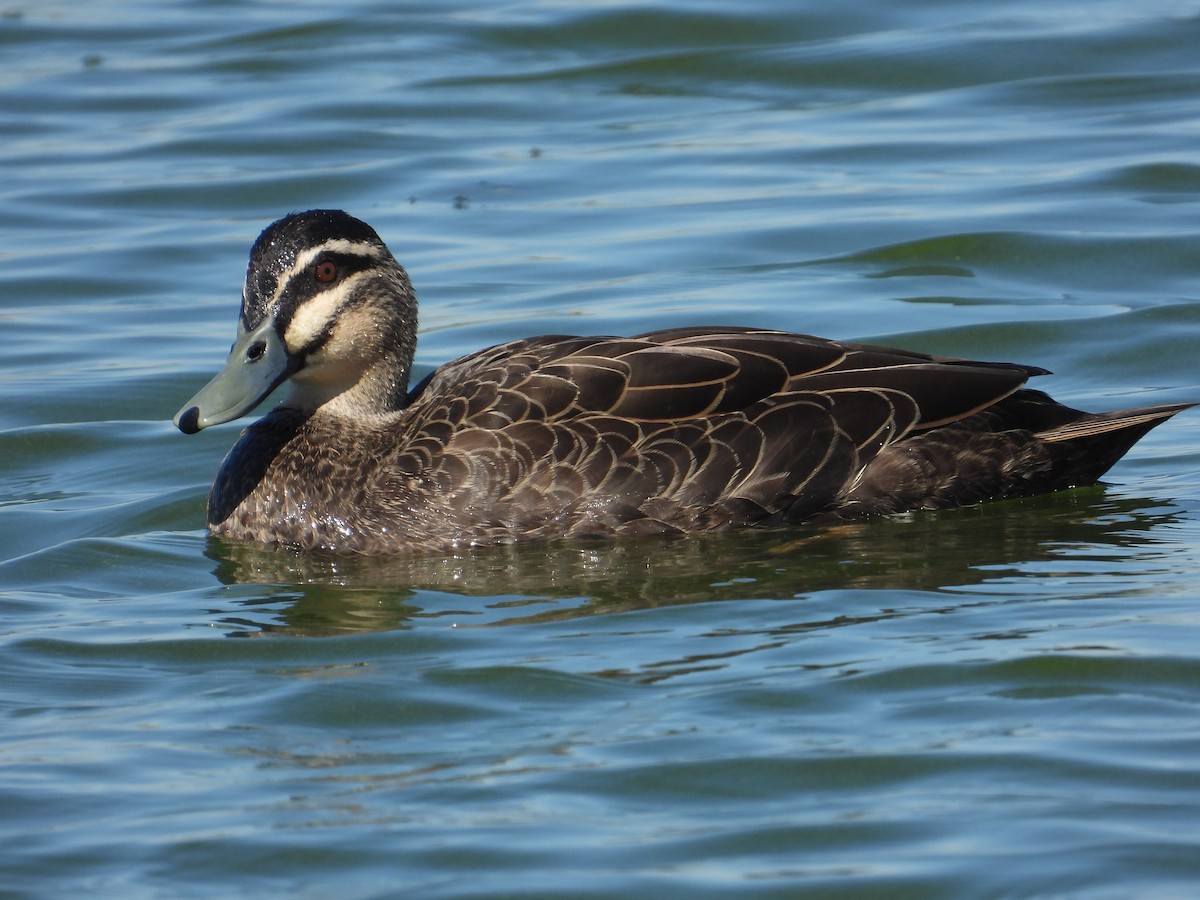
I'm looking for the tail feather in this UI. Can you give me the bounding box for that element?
[837,401,1193,518]
[1037,402,1195,443]
[1038,402,1195,489]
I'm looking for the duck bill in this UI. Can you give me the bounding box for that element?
[173,318,295,434]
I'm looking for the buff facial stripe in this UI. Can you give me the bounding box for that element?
[267,238,386,314]
[282,269,375,353]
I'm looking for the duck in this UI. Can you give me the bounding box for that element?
[174,209,1192,555]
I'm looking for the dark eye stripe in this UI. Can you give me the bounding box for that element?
[272,251,378,336]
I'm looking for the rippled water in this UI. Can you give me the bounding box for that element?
[3,0,1200,896]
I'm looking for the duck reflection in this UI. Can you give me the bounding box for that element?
[205,487,1183,637]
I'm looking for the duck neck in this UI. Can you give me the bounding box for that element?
[286,343,415,421]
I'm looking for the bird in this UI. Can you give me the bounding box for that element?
[173,209,1192,555]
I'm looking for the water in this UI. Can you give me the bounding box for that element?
[3,0,1200,895]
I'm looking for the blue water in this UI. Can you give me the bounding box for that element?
[3,0,1200,896]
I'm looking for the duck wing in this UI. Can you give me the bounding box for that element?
[409,327,1037,424]
[393,328,1044,539]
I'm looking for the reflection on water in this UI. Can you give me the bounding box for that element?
[206,487,1182,637]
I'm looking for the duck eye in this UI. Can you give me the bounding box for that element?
[314,260,338,284]
[247,340,267,362]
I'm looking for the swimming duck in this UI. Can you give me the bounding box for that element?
[174,209,1191,555]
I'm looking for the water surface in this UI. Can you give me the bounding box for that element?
[3,0,1200,896]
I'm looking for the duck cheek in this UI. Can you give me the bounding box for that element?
[284,344,368,404]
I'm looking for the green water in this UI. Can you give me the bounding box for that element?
[3,0,1200,896]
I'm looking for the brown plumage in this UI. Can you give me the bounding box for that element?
[174,210,1191,555]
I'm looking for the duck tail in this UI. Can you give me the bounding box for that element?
[837,400,1192,519]
[1036,401,1195,489]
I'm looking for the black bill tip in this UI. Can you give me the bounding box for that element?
[176,406,202,435]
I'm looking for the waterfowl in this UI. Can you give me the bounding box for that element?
[174,209,1191,555]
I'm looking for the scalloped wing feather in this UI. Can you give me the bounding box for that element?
[388,328,1052,537]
